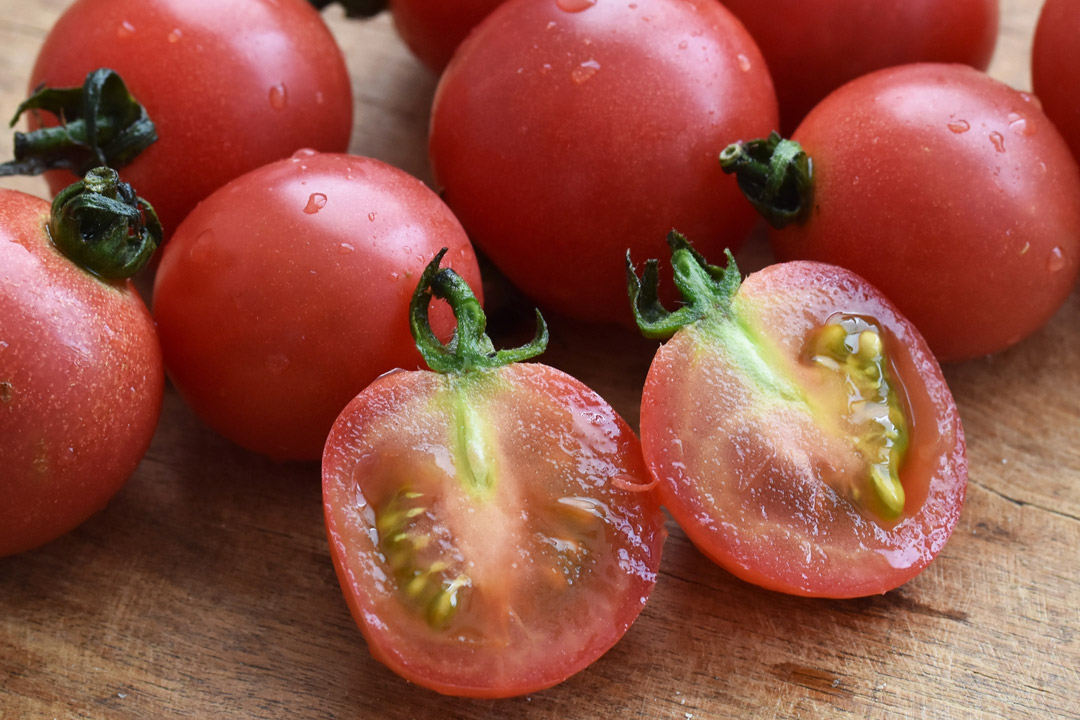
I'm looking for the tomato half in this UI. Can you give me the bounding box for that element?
[0,183,162,557]
[152,152,482,461]
[429,0,777,326]
[631,235,966,597]
[720,0,998,132]
[1032,0,1080,165]
[323,254,666,697]
[389,0,506,73]
[27,0,352,235]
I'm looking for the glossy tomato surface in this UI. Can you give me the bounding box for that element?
[389,0,506,73]
[29,0,353,235]
[720,0,998,132]
[0,189,162,557]
[429,0,777,326]
[153,152,482,461]
[1033,0,1080,164]
[324,362,666,696]
[772,63,1080,362]
[641,260,966,598]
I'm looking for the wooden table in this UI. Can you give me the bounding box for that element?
[2,1,1078,718]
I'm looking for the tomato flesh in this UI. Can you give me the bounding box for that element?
[323,363,666,697]
[640,261,966,598]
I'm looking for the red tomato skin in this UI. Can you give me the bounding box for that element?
[0,190,163,557]
[429,0,777,326]
[324,362,666,697]
[720,0,998,132]
[1033,0,1080,165]
[389,0,506,73]
[29,0,353,235]
[152,152,483,461]
[640,261,966,598]
[771,63,1080,362]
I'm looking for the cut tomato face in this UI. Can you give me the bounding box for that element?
[323,253,666,697]
[629,234,967,598]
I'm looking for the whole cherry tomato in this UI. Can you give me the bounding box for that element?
[1032,0,1080,164]
[22,0,353,235]
[0,170,163,557]
[323,252,666,696]
[629,233,967,597]
[722,63,1080,362]
[429,0,777,326]
[390,0,506,73]
[153,152,483,461]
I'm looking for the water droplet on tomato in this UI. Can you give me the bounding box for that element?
[678,40,688,50]
[546,20,557,30]
[947,119,970,134]
[304,193,327,214]
[556,0,596,12]
[571,59,600,84]
[1008,112,1034,136]
[167,28,183,43]
[368,211,377,222]
[117,20,135,39]
[338,243,355,254]
[1047,247,1067,273]
[269,83,288,111]
[188,229,215,264]
[291,148,318,161]
[265,353,290,374]
[989,131,1006,153]
[736,54,751,72]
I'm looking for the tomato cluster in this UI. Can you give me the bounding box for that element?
[2,0,1077,703]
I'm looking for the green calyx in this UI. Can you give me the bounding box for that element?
[306,0,387,17]
[719,131,813,229]
[49,167,162,279]
[0,68,157,179]
[626,230,742,339]
[410,249,548,374]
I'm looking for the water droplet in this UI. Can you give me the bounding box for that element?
[291,148,318,160]
[167,28,183,43]
[1019,91,1043,111]
[368,211,377,222]
[1047,246,1067,273]
[304,193,327,214]
[989,131,1005,153]
[1008,112,1033,136]
[188,228,215,264]
[947,119,970,134]
[265,353,290,374]
[338,243,355,254]
[269,83,288,111]
[571,59,600,84]
[736,53,751,72]
[389,271,400,280]
[556,0,596,11]
[1019,242,1031,256]
[117,20,135,39]
[547,20,557,30]
[678,40,688,50]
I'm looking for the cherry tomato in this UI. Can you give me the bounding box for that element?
[719,0,998,132]
[152,151,483,461]
[1033,0,1080,165]
[629,234,967,597]
[723,63,1080,362]
[389,0,506,73]
[323,254,665,696]
[429,0,777,326]
[26,0,353,235]
[0,175,163,557]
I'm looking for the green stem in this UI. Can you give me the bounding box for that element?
[626,231,742,339]
[719,131,813,229]
[49,167,162,279]
[306,0,387,17]
[410,249,548,374]
[0,68,156,178]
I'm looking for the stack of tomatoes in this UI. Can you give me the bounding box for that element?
[2,0,1077,701]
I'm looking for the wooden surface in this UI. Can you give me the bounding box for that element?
[2,1,1078,718]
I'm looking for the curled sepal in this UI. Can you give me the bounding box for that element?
[0,68,157,178]
[627,230,741,339]
[306,0,387,18]
[719,131,813,229]
[410,249,548,374]
[49,167,163,279]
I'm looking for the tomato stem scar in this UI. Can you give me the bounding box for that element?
[719,131,813,228]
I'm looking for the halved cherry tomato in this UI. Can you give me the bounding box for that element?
[628,233,966,597]
[323,252,666,696]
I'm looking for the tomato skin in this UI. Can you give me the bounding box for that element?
[152,152,482,461]
[771,63,1080,362]
[719,0,998,133]
[641,260,966,598]
[389,0,506,73]
[0,190,163,557]
[324,362,665,697]
[429,0,777,326]
[1032,0,1080,164]
[29,0,352,235]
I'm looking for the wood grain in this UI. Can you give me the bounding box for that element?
[2,1,1078,719]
